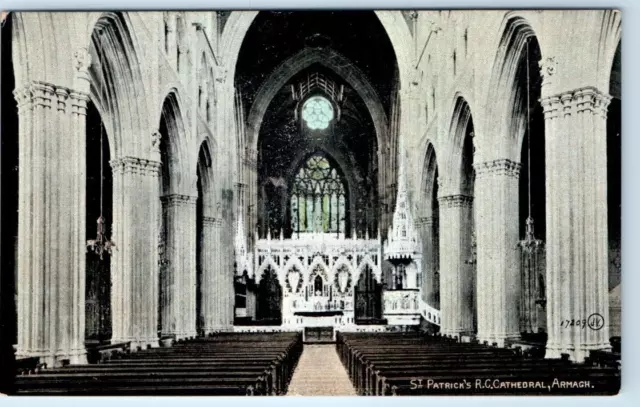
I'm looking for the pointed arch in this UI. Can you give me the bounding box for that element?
[159,89,190,195]
[87,12,150,159]
[332,255,355,276]
[197,139,217,218]
[485,15,540,162]
[356,254,380,283]
[221,11,412,92]
[420,141,440,218]
[257,255,279,284]
[246,48,388,153]
[288,152,349,236]
[444,94,474,195]
[307,255,331,282]
[598,10,622,94]
[283,256,306,275]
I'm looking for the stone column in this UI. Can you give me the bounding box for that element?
[437,194,474,337]
[14,81,89,367]
[245,148,258,245]
[418,217,437,305]
[201,216,217,333]
[542,87,611,361]
[160,194,198,339]
[110,157,161,349]
[200,216,233,332]
[474,159,521,346]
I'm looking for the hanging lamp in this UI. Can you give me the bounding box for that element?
[518,38,544,254]
[87,36,116,260]
[517,38,545,334]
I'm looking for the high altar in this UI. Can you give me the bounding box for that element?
[233,150,441,339]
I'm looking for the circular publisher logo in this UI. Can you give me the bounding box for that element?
[587,313,604,331]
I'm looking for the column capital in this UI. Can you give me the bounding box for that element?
[25,81,55,109]
[202,215,216,225]
[151,130,162,154]
[474,158,521,179]
[541,86,612,120]
[538,56,558,86]
[438,194,473,208]
[73,47,92,74]
[13,81,89,113]
[202,215,224,228]
[110,156,162,177]
[161,193,199,206]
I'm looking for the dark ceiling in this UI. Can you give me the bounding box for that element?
[258,64,376,180]
[235,11,399,118]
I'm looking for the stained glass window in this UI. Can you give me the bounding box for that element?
[301,96,334,130]
[291,155,346,235]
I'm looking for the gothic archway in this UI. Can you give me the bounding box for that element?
[439,96,476,337]
[158,91,194,339]
[420,143,440,309]
[515,36,547,336]
[84,102,113,344]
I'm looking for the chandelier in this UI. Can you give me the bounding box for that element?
[517,38,545,334]
[518,38,543,254]
[87,37,116,260]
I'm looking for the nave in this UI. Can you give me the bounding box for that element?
[10,331,620,396]
[0,10,622,396]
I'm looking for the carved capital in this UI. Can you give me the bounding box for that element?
[13,81,90,114]
[540,86,611,120]
[13,85,33,111]
[73,47,92,75]
[538,56,557,83]
[202,216,217,226]
[68,91,90,116]
[54,88,70,112]
[161,193,199,207]
[30,82,56,109]
[474,159,521,179]
[438,194,473,208]
[151,131,162,153]
[111,156,162,177]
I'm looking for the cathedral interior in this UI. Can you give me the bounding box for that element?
[0,10,622,395]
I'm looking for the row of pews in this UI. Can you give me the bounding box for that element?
[337,332,621,396]
[13,332,302,396]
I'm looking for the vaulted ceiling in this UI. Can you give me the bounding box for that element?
[235,11,398,118]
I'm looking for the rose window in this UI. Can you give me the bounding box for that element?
[301,96,334,130]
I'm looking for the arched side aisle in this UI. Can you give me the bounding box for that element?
[438,96,476,338]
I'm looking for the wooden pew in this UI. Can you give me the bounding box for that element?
[336,331,620,396]
[14,332,303,396]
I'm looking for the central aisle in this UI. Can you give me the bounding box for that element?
[286,344,357,396]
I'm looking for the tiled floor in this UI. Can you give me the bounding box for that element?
[286,344,357,396]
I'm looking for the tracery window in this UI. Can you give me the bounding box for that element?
[301,96,334,130]
[291,155,346,235]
